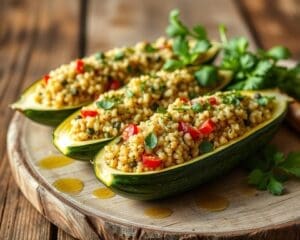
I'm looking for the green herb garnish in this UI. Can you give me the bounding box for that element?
[114,51,125,61]
[156,106,167,113]
[96,99,116,110]
[144,43,156,53]
[199,141,214,153]
[246,145,300,196]
[191,103,203,112]
[163,9,211,71]
[145,132,158,149]
[95,52,105,61]
[194,66,218,87]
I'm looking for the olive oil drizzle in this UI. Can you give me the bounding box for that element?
[53,178,84,194]
[38,155,74,169]
[196,193,229,212]
[144,207,173,219]
[92,187,115,199]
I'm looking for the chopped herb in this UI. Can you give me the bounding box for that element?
[156,106,167,113]
[96,99,116,110]
[221,92,243,105]
[191,103,203,112]
[113,121,121,130]
[144,43,156,53]
[84,64,94,72]
[114,51,125,61]
[173,105,191,111]
[256,96,275,106]
[125,89,134,98]
[188,92,197,99]
[126,65,133,73]
[145,132,158,149]
[87,128,95,135]
[199,141,214,153]
[95,52,105,61]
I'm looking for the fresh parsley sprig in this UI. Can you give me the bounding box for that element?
[163,9,212,71]
[218,24,300,99]
[246,145,300,195]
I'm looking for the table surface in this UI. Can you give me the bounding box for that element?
[1,0,300,239]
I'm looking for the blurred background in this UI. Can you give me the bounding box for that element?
[1,0,300,239]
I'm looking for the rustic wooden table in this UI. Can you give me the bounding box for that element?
[1,0,300,239]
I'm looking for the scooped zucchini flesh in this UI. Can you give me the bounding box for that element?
[11,41,220,127]
[53,69,232,161]
[93,90,290,200]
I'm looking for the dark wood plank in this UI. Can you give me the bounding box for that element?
[239,0,300,59]
[0,0,80,239]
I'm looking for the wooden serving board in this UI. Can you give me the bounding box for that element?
[7,112,300,240]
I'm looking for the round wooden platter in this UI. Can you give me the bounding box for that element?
[7,113,300,240]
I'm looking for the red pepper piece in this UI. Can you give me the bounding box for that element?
[142,154,162,168]
[80,110,98,118]
[109,80,121,90]
[199,119,215,135]
[122,124,139,140]
[209,97,218,105]
[179,97,189,103]
[43,74,50,84]
[76,59,85,74]
[178,121,202,140]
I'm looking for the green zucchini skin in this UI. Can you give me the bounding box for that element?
[93,94,288,200]
[56,139,112,161]
[22,108,80,127]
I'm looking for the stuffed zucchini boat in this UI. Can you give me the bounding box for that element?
[53,68,232,160]
[11,38,220,126]
[93,90,291,200]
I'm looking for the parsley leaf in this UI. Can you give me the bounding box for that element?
[199,141,214,153]
[145,132,158,149]
[195,66,218,87]
[96,99,116,110]
[246,144,300,196]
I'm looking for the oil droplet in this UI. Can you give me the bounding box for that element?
[196,193,229,212]
[239,184,257,196]
[53,178,84,194]
[92,187,115,199]
[38,155,74,169]
[144,207,173,219]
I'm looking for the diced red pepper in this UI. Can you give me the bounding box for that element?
[122,124,139,140]
[142,154,162,168]
[199,119,215,135]
[178,121,202,140]
[43,74,50,84]
[109,80,121,90]
[80,110,98,118]
[76,59,85,74]
[209,97,218,105]
[179,97,189,103]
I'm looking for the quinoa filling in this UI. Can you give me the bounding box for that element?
[70,69,225,141]
[102,91,276,173]
[34,38,175,108]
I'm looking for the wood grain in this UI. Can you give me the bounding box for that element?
[2,0,300,239]
[0,0,80,239]
[239,0,300,59]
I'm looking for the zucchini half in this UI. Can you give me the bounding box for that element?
[53,70,233,161]
[11,42,221,127]
[93,91,291,200]
[11,80,88,127]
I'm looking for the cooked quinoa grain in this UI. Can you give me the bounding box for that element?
[102,91,276,173]
[70,68,226,141]
[34,38,175,108]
